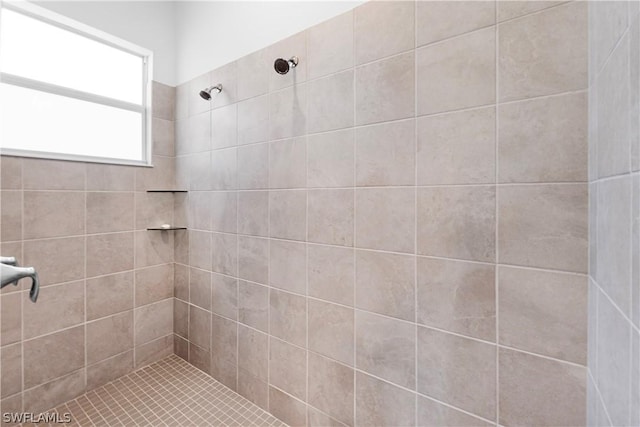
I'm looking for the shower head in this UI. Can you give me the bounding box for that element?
[274,56,299,75]
[200,84,223,100]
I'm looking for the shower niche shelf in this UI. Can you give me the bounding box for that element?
[147,226,187,231]
[145,189,188,231]
[146,189,188,193]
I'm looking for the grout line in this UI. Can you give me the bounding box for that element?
[495,9,501,425]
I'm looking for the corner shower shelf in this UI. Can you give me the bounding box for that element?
[147,227,187,231]
[146,190,188,193]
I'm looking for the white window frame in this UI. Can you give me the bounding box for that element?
[0,0,154,167]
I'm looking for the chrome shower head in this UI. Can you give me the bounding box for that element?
[274,56,299,75]
[200,84,223,100]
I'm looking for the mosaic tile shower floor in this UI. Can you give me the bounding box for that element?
[22,355,287,427]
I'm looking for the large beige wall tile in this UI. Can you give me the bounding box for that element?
[24,237,84,286]
[417,107,495,185]
[134,230,174,268]
[238,191,269,237]
[417,396,492,427]
[134,299,173,345]
[308,299,354,366]
[1,343,22,398]
[152,81,175,120]
[87,272,133,321]
[87,232,134,277]
[237,49,269,101]
[499,348,586,426]
[135,334,173,368]
[589,0,629,75]
[308,353,354,426]
[23,280,84,339]
[210,191,237,233]
[308,70,354,134]
[174,263,189,301]
[354,1,414,65]
[417,257,495,341]
[499,266,587,364]
[238,369,268,410]
[238,143,269,190]
[270,85,308,140]
[417,28,495,115]
[417,1,495,46]
[86,311,133,365]
[210,148,237,190]
[308,11,353,79]
[188,191,212,231]
[87,192,134,233]
[498,1,587,101]
[269,338,307,401]
[356,119,415,186]
[417,186,496,262]
[268,387,306,427]
[356,52,415,125]
[498,184,587,272]
[270,138,307,189]
[23,369,85,414]
[188,111,211,153]
[22,159,85,191]
[86,163,134,192]
[238,236,269,284]
[188,230,211,271]
[355,250,415,321]
[499,92,588,182]
[238,324,268,381]
[87,351,133,391]
[307,406,348,427]
[23,325,84,389]
[355,372,415,427]
[237,95,269,145]
[269,239,306,294]
[24,191,84,239]
[211,273,237,320]
[211,314,238,388]
[308,189,354,247]
[497,1,566,22]
[174,299,188,339]
[307,129,355,188]
[238,280,269,332]
[189,305,211,350]
[211,232,237,276]
[1,191,22,242]
[136,155,175,191]
[355,188,414,253]
[211,104,237,151]
[270,289,307,347]
[136,191,173,230]
[356,311,415,389]
[0,293,21,346]
[1,156,22,190]
[269,190,307,241]
[152,118,175,157]
[308,244,354,306]
[417,327,496,420]
[135,264,173,307]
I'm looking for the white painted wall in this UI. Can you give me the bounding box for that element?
[34,1,177,86]
[174,1,364,85]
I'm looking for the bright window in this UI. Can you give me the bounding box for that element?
[0,3,153,165]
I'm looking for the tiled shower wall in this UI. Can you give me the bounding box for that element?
[0,82,177,417]
[587,1,640,426]
[173,1,589,426]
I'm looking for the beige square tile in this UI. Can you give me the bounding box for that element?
[87,351,133,391]
[211,232,237,276]
[356,249,415,321]
[238,325,268,381]
[136,155,175,191]
[24,191,84,239]
[188,342,211,374]
[499,347,586,426]
[1,343,22,398]
[238,191,269,237]
[269,190,307,241]
[417,107,495,185]
[1,156,22,190]
[269,240,307,294]
[418,327,496,420]
[23,369,85,415]
[188,110,211,153]
[135,334,173,368]
[308,11,354,79]
[238,95,269,145]
[307,406,348,427]
[270,137,307,189]
[498,183,588,272]
[238,143,269,190]
[134,299,173,345]
[308,189,354,247]
[499,266,587,364]
[24,237,84,286]
[188,230,211,271]
[189,268,211,310]
[188,191,211,230]
[212,104,237,150]
[135,264,174,307]
[1,191,21,242]
[237,49,269,101]
[174,298,188,338]
[87,232,134,277]
[308,70,354,134]
[175,333,189,360]
[356,372,415,427]
[136,191,173,230]
[238,236,269,284]
[498,2,587,101]
[188,152,211,191]
[23,280,84,339]
[270,289,306,347]
[23,326,84,389]
[210,314,238,387]
[211,191,237,233]
[354,1,414,65]
[589,0,628,75]
[211,273,237,320]
[268,31,307,92]
[356,52,415,125]
[497,1,566,22]
[0,293,21,346]
[307,129,355,188]
[356,119,416,186]
[269,338,307,400]
[417,1,495,46]
[210,148,237,190]
[174,262,189,301]
[152,117,175,157]
[499,92,588,182]
[417,186,496,262]
[189,305,211,350]
[268,387,306,427]
[308,299,354,366]
[270,84,308,140]
[308,353,354,426]
[308,244,354,306]
[417,257,495,341]
[22,158,85,190]
[86,311,134,365]
[238,369,268,410]
[87,272,133,321]
[417,27,495,115]
[417,395,492,427]
[87,192,134,233]
[152,81,175,120]
[355,188,415,253]
[86,163,134,191]
[238,280,269,332]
